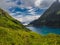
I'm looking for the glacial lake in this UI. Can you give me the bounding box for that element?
[27,26,60,35]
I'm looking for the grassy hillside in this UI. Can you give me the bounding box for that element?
[0,8,30,31]
[0,8,60,45]
[0,27,60,45]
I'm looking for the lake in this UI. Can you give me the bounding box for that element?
[27,26,60,35]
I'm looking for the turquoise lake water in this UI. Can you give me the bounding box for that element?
[27,26,60,35]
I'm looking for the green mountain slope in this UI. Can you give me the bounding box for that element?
[0,8,60,45]
[29,1,60,27]
[0,8,30,31]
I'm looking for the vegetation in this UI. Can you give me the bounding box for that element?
[0,8,60,45]
[0,27,60,45]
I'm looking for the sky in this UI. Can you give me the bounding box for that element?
[0,0,58,25]
[0,0,56,9]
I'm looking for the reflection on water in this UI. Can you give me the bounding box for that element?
[27,26,60,35]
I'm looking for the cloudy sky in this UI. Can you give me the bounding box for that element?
[0,0,58,25]
[0,0,56,9]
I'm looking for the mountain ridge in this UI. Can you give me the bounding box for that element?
[29,1,60,27]
[0,8,60,45]
[0,8,30,31]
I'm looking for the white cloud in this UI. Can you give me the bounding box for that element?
[34,0,56,8]
[14,15,40,25]
[35,0,42,7]
[28,8,34,12]
[0,0,57,10]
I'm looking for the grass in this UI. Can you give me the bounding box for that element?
[57,11,60,15]
[0,8,60,45]
[0,27,60,45]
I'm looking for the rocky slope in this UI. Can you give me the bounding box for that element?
[29,1,60,27]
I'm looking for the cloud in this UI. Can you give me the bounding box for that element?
[0,0,57,10]
[35,0,42,7]
[14,15,40,25]
[9,6,45,16]
[0,0,58,25]
[34,0,56,8]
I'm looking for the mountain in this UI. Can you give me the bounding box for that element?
[29,1,60,27]
[0,8,60,45]
[0,8,30,31]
